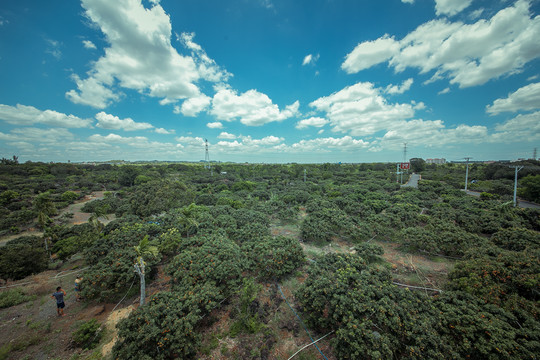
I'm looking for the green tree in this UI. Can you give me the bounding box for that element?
[410,158,426,172]
[518,174,540,203]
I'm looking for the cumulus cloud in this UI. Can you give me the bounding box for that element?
[290,136,370,153]
[180,94,212,117]
[11,128,75,143]
[378,119,487,147]
[218,132,236,139]
[435,0,473,16]
[67,0,222,108]
[342,1,540,88]
[342,35,400,73]
[385,78,414,94]
[154,127,174,134]
[210,88,300,126]
[486,82,540,114]
[309,82,415,136]
[207,122,223,129]
[82,40,97,49]
[89,133,148,145]
[295,117,329,129]
[401,0,414,4]
[178,32,231,83]
[95,111,153,131]
[302,53,320,66]
[491,111,540,142]
[0,104,92,128]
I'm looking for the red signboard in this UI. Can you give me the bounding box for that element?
[400,162,410,170]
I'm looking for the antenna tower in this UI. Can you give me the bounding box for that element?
[534,147,537,160]
[204,139,210,169]
[403,143,408,162]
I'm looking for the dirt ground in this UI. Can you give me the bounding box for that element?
[0,191,115,247]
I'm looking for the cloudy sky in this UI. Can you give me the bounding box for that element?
[0,0,539,163]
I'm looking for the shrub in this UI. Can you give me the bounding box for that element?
[61,190,79,203]
[0,236,48,281]
[72,319,102,349]
[114,286,222,359]
[167,233,245,293]
[0,288,36,308]
[242,236,305,279]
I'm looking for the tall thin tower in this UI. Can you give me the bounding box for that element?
[534,147,537,160]
[403,143,408,162]
[204,139,210,169]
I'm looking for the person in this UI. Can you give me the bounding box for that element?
[74,276,82,301]
[51,286,66,316]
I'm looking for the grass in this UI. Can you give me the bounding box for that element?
[0,288,36,309]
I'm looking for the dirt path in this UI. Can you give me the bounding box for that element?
[0,191,115,247]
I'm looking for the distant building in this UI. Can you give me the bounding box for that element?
[426,158,446,164]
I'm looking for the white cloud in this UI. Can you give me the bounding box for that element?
[309,82,415,136]
[491,111,540,142]
[176,136,205,147]
[385,78,414,94]
[180,94,212,117]
[295,117,329,129]
[207,122,223,129]
[218,132,236,139]
[240,135,284,146]
[178,32,231,83]
[435,0,473,16]
[89,133,148,145]
[438,87,450,95]
[302,53,319,66]
[290,136,370,152]
[401,0,414,4]
[67,0,223,109]
[95,111,153,131]
[155,127,174,134]
[211,88,299,126]
[342,35,400,73]
[342,1,540,88]
[16,128,74,143]
[45,38,62,59]
[0,104,92,128]
[486,82,540,114]
[82,40,97,49]
[378,119,487,147]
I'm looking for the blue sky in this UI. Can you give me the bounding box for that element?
[0,0,539,163]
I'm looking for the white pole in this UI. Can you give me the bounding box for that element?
[464,157,471,191]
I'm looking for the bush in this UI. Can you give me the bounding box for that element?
[0,288,36,308]
[114,286,223,359]
[0,236,48,281]
[167,233,246,293]
[61,190,80,203]
[72,319,102,349]
[242,236,305,279]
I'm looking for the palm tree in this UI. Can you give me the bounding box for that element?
[133,236,158,306]
[88,205,109,232]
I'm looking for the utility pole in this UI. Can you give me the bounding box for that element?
[511,165,524,207]
[463,157,472,191]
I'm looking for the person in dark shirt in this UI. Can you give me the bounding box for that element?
[51,286,66,316]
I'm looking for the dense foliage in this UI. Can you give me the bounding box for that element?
[1,160,538,358]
